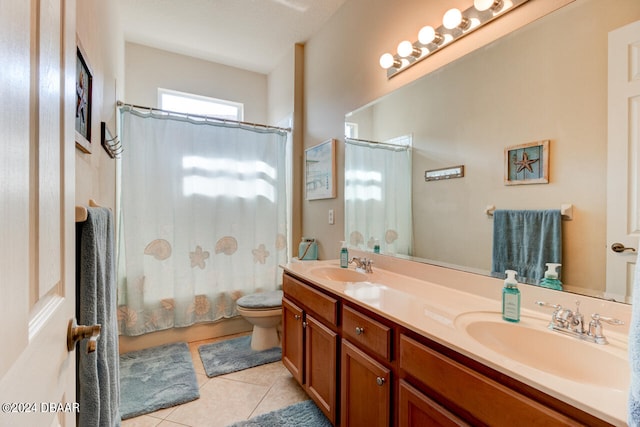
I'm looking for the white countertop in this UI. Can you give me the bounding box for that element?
[281,258,630,426]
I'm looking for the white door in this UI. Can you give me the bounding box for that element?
[0,1,77,426]
[607,20,640,302]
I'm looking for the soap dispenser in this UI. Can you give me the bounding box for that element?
[539,263,563,290]
[502,270,520,323]
[340,241,349,268]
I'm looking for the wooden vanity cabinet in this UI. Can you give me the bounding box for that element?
[341,339,391,427]
[282,274,339,424]
[282,271,614,427]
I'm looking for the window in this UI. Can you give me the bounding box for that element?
[158,88,244,121]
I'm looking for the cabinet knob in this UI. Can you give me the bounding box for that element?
[294,314,301,320]
[376,377,385,386]
[355,326,365,335]
[302,321,307,329]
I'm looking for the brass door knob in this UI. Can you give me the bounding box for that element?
[67,319,101,353]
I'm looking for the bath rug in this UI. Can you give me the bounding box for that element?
[119,342,200,419]
[198,335,281,377]
[227,400,332,427]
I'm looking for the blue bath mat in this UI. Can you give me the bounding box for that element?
[119,342,200,419]
[198,335,281,378]
[227,400,332,427]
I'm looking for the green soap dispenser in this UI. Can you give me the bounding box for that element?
[539,263,563,290]
[502,270,520,323]
[340,241,349,268]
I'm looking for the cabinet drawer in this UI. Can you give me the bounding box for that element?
[399,334,580,426]
[342,305,391,361]
[283,274,338,326]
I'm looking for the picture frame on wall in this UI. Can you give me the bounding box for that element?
[305,139,337,200]
[75,40,93,153]
[504,140,549,185]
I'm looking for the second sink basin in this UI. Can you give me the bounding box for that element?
[309,266,368,282]
[454,311,629,391]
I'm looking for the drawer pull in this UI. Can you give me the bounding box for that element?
[355,326,365,335]
[302,321,307,328]
[376,377,385,386]
[294,314,301,320]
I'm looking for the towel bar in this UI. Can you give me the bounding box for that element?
[485,204,573,220]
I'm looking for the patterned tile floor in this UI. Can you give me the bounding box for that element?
[121,334,308,427]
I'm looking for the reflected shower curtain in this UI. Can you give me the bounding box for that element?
[344,138,412,256]
[117,109,288,336]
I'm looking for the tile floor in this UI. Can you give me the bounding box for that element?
[121,333,309,427]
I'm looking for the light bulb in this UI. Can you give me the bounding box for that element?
[379,53,396,69]
[474,0,494,11]
[475,0,504,12]
[418,26,435,44]
[443,8,462,29]
[397,41,414,58]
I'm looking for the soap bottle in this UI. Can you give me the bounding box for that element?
[539,263,563,290]
[373,239,380,254]
[340,241,349,268]
[502,270,520,323]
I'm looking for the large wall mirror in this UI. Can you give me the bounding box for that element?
[345,0,640,303]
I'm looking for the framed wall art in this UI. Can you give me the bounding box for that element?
[305,139,336,200]
[75,41,93,153]
[504,140,549,185]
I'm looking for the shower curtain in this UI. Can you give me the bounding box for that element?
[117,109,288,336]
[344,138,412,256]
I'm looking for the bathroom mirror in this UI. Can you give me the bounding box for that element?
[345,0,640,303]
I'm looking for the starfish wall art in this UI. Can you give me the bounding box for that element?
[504,140,549,185]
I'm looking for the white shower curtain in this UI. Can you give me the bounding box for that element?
[117,109,288,336]
[344,138,412,256]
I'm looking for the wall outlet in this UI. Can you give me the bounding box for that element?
[328,209,334,225]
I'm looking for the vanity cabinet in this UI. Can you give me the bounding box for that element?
[282,274,338,424]
[341,339,391,427]
[282,271,614,427]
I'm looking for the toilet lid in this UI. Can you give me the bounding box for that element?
[237,290,283,309]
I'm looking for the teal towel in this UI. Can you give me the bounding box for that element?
[77,207,121,427]
[629,250,640,426]
[491,209,562,285]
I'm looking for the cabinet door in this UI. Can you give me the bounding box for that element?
[282,297,304,384]
[306,314,338,425]
[399,380,469,427]
[341,339,391,427]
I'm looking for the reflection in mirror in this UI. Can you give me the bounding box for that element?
[344,137,412,256]
[345,0,640,304]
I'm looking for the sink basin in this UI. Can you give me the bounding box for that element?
[455,312,629,391]
[310,266,368,282]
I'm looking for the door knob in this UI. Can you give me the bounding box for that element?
[67,319,101,353]
[611,243,636,253]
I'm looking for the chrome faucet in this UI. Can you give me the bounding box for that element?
[349,257,373,273]
[536,300,624,345]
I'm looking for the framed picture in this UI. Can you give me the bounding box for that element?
[504,140,549,185]
[305,139,336,200]
[75,41,93,153]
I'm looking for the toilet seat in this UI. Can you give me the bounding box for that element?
[237,290,283,310]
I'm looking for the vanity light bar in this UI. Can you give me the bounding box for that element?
[380,0,530,79]
[425,165,465,181]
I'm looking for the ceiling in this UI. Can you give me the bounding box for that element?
[117,0,348,75]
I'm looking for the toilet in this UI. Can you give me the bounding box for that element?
[236,290,283,351]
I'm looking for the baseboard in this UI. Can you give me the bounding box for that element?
[118,316,253,354]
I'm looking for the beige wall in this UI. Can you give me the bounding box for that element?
[125,43,268,123]
[75,1,125,210]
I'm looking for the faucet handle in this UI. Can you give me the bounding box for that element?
[535,301,562,311]
[588,313,624,344]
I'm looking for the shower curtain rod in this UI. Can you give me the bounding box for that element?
[116,101,292,133]
[345,136,410,149]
